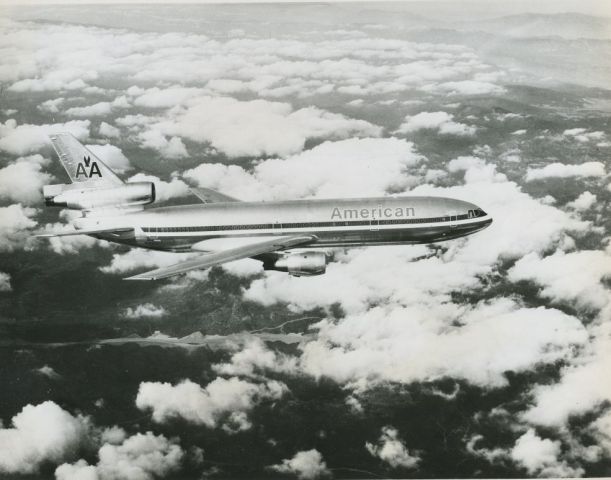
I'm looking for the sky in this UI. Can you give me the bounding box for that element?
[0,2,610,480]
[2,0,610,17]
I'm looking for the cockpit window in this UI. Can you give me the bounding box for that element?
[468,209,486,218]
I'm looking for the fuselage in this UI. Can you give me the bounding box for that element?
[81,196,492,252]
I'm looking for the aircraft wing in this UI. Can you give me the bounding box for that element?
[125,235,316,281]
[35,227,134,237]
[190,187,240,203]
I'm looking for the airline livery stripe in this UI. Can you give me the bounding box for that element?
[141,212,486,233]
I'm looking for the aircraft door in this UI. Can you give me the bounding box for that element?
[370,219,379,231]
[143,227,162,246]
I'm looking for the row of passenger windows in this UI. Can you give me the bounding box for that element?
[141,212,480,233]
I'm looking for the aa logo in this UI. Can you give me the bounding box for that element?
[76,156,102,178]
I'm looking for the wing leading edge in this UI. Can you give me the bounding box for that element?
[190,187,240,203]
[125,235,317,281]
[35,227,134,237]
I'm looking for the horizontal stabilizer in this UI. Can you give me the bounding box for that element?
[190,187,240,203]
[125,235,316,280]
[35,227,133,237]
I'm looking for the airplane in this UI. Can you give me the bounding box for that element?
[38,133,493,280]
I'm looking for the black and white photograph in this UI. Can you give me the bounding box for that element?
[0,0,610,478]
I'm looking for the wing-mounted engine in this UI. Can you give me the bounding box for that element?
[43,182,156,211]
[265,251,327,277]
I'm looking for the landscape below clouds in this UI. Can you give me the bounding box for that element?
[0,3,610,479]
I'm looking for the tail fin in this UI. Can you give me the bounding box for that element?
[49,133,123,187]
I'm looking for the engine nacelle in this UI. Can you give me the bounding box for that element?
[44,182,155,210]
[268,251,327,277]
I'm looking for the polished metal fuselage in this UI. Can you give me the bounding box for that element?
[86,196,492,252]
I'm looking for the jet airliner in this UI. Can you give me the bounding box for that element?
[39,133,492,280]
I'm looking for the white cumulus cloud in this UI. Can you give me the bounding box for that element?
[151,96,381,158]
[525,161,605,181]
[396,111,476,136]
[55,431,183,480]
[0,154,52,204]
[366,427,420,469]
[124,303,167,319]
[566,191,597,211]
[184,137,424,201]
[268,449,330,480]
[0,401,91,475]
[0,204,38,251]
[510,429,583,477]
[0,271,11,292]
[0,119,90,155]
[136,377,287,429]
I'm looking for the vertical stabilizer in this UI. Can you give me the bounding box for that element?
[49,133,123,187]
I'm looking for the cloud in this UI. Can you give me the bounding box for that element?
[55,432,184,480]
[508,250,611,311]
[135,130,188,159]
[98,122,121,138]
[0,271,11,292]
[563,128,606,143]
[522,328,611,429]
[86,144,132,174]
[510,429,583,477]
[35,365,61,379]
[424,80,506,96]
[151,96,381,158]
[184,137,424,201]
[65,96,130,117]
[396,111,476,136]
[295,300,587,389]
[519,245,611,429]
[38,221,102,254]
[0,154,52,204]
[213,338,298,377]
[268,449,330,480]
[136,377,287,429]
[0,401,91,475]
[525,161,605,181]
[124,303,166,319]
[591,410,611,457]
[39,98,65,114]
[9,67,97,93]
[1,16,505,114]
[220,258,264,277]
[0,204,38,251]
[366,427,420,469]
[131,86,206,108]
[466,434,509,464]
[566,191,596,211]
[55,459,98,480]
[100,249,195,275]
[0,119,90,155]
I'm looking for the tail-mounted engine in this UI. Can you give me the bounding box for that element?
[43,182,156,211]
[266,251,327,277]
